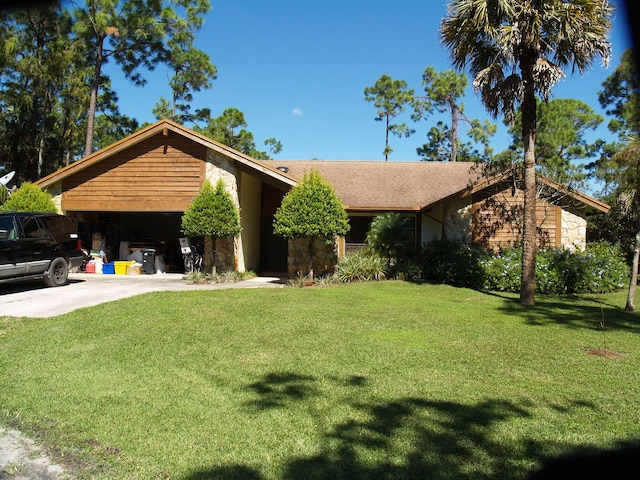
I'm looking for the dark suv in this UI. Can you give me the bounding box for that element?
[0,212,85,287]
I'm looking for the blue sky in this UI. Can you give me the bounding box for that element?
[106,0,634,162]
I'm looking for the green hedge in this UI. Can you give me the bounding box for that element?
[420,239,628,294]
[420,238,488,288]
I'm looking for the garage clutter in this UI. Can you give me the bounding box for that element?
[82,236,166,275]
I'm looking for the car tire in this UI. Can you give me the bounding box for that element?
[44,257,69,287]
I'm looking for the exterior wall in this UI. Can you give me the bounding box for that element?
[214,237,235,272]
[60,134,205,212]
[205,150,238,197]
[421,209,444,245]
[561,209,587,251]
[239,171,262,272]
[443,197,473,243]
[47,181,63,213]
[471,187,583,251]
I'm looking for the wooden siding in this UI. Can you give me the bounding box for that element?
[472,188,560,250]
[61,133,206,212]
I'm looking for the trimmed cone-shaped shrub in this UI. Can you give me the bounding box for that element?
[181,179,242,274]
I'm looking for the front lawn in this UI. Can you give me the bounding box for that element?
[1,281,639,479]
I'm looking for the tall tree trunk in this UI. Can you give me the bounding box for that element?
[450,101,459,162]
[625,227,640,311]
[519,58,537,306]
[385,114,390,161]
[307,237,314,282]
[37,132,45,179]
[84,36,105,158]
[204,234,217,275]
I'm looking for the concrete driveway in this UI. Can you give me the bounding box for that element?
[1,272,286,318]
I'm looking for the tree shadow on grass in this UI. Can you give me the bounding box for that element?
[488,292,640,334]
[245,372,318,410]
[184,371,629,480]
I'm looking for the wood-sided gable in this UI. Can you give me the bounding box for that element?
[60,130,205,212]
[471,184,561,250]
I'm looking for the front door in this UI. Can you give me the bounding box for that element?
[260,217,287,272]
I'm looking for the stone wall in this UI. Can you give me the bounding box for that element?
[214,236,236,272]
[205,149,242,272]
[561,209,587,251]
[47,181,63,213]
[206,150,239,203]
[287,237,338,278]
[443,197,472,243]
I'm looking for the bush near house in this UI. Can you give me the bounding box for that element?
[420,239,628,294]
[181,179,241,274]
[0,182,57,212]
[338,225,627,294]
[336,249,387,282]
[0,185,8,206]
[273,170,349,279]
[420,238,488,288]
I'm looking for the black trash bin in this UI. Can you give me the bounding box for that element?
[141,249,156,274]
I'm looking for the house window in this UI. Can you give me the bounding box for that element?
[345,216,374,253]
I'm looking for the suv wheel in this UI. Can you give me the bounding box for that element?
[44,257,69,287]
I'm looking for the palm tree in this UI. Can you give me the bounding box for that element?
[609,135,640,311]
[440,0,612,305]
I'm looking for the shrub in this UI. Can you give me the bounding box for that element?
[392,255,424,281]
[421,238,487,288]
[0,182,57,212]
[421,240,627,294]
[0,185,8,206]
[365,213,414,267]
[565,242,627,293]
[336,250,387,282]
[480,247,521,292]
[181,179,242,274]
[481,243,627,294]
[535,249,570,294]
[273,170,350,279]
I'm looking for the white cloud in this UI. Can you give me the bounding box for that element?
[291,107,304,117]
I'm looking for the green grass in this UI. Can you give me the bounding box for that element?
[1,281,639,479]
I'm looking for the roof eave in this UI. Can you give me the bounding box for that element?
[420,172,611,214]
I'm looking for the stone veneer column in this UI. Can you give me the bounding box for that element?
[205,150,244,272]
[561,210,587,251]
[287,237,338,278]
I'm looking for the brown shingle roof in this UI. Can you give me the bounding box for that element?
[274,160,481,211]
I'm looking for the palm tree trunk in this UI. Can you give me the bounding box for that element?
[519,57,537,306]
[625,228,640,311]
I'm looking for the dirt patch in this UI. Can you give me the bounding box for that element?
[0,427,71,480]
[585,348,626,359]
